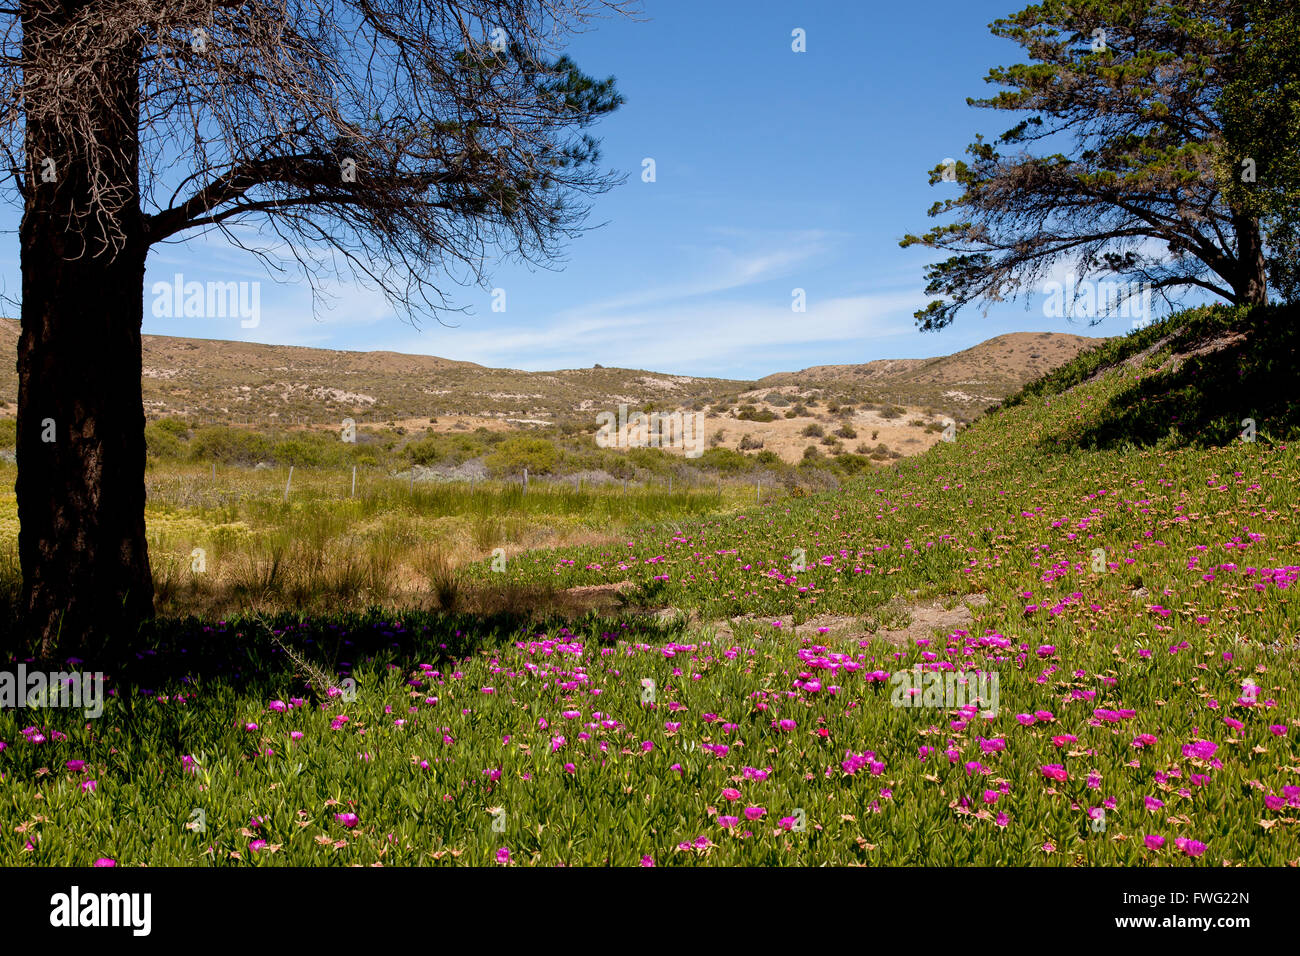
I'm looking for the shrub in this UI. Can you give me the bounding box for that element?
[835,424,857,439]
[801,423,825,438]
[190,426,272,465]
[484,437,558,477]
[736,404,777,422]
[698,447,750,473]
[738,434,764,450]
[834,453,871,475]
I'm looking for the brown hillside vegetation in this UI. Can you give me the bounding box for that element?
[758,331,1107,413]
[0,319,1103,464]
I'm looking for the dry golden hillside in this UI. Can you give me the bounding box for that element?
[0,320,1105,463]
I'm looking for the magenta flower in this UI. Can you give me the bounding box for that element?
[333,812,359,828]
[1270,725,1287,736]
[249,839,268,851]
[65,759,86,773]
[641,740,654,752]
[639,855,655,867]
[982,790,999,804]
[1174,837,1207,857]
[268,700,287,713]
[1040,764,1068,782]
[718,815,740,829]
[743,806,766,821]
[721,788,741,801]
[93,858,116,867]
[81,780,97,793]
[496,847,511,864]
[1144,835,1165,850]
[1181,740,1218,760]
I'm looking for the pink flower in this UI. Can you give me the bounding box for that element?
[721,788,741,801]
[93,858,116,867]
[982,790,999,804]
[1040,764,1068,782]
[496,847,511,864]
[1181,740,1218,760]
[743,806,766,821]
[268,700,287,713]
[81,780,97,793]
[639,855,655,867]
[243,722,258,732]
[778,816,800,831]
[333,812,359,828]
[1174,837,1207,857]
[718,815,740,829]
[249,839,268,851]
[1270,725,1287,736]
[65,759,86,772]
[1144,834,1165,850]
[641,740,654,752]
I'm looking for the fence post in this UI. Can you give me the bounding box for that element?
[351,465,357,498]
[756,479,761,505]
[284,465,293,502]
[523,467,528,493]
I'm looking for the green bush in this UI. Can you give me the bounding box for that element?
[736,404,778,422]
[144,421,186,461]
[0,418,17,449]
[697,447,751,474]
[485,436,559,477]
[190,426,272,465]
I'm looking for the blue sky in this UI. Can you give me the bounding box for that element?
[0,0,1213,379]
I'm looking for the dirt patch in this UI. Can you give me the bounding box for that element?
[868,594,988,646]
[700,594,989,645]
[562,580,636,611]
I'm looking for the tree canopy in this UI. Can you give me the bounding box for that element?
[902,0,1296,329]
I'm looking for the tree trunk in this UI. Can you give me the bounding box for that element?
[1233,211,1270,305]
[16,9,151,659]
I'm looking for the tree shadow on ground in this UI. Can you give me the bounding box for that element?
[1037,306,1300,451]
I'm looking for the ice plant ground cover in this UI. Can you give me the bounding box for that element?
[0,304,1297,866]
